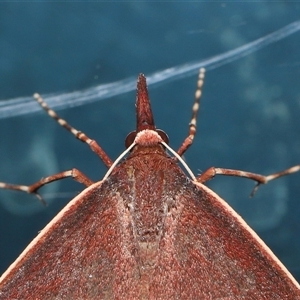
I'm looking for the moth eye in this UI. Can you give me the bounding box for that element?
[157,129,169,145]
[125,131,137,148]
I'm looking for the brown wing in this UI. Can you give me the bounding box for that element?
[0,153,299,299]
[166,181,300,299]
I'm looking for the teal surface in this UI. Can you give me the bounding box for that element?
[0,3,299,281]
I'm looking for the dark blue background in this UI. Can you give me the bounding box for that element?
[0,2,300,282]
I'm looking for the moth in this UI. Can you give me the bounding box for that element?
[0,69,299,299]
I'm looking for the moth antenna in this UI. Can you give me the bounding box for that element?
[161,141,196,181]
[102,142,136,181]
[33,93,113,168]
[177,68,205,156]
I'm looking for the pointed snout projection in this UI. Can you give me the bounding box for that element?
[136,73,156,132]
[125,74,169,148]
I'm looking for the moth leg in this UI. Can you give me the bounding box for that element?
[0,168,94,205]
[33,93,113,168]
[197,165,300,196]
[177,68,205,156]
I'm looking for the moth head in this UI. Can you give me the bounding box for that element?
[125,73,169,149]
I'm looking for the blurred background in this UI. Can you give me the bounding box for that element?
[0,2,300,281]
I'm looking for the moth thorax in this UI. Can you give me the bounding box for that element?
[135,130,163,147]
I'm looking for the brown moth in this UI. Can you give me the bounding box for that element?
[0,69,300,299]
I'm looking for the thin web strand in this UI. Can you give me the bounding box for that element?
[0,21,299,119]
